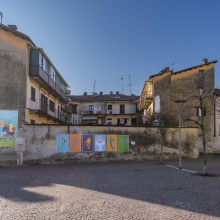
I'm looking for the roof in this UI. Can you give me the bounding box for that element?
[69,93,139,102]
[172,60,217,75]
[0,23,36,46]
[149,60,217,79]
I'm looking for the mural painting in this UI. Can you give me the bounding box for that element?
[118,135,129,152]
[82,134,94,152]
[69,134,82,152]
[94,134,106,152]
[0,110,18,147]
[56,134,69,152]
[107,135,118,152]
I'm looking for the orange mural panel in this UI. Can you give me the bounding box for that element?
[69,134,82,152]
[107,135,118,152]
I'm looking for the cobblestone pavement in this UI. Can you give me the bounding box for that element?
[0,156,219,220]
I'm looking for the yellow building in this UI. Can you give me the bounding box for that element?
[140,59,217,144]
[0,23,70,126]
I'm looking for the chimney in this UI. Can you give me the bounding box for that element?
[164,67,170,72]
[202,58,208,64]
[8,25,18,31]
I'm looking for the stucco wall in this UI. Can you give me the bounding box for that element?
[0,125,205,165]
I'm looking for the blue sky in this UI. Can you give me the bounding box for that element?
[1,0,220,95]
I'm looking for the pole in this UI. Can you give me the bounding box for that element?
[178,109,182,169]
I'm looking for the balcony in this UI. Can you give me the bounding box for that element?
[139,94,153,110]
[27,99,67,123]
[139,81,153,110]
[29,65,68,102]
[79,108,138,115]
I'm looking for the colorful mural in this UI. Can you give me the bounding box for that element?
[0,110,18,147]
[107,135,118,152]
[118,135,129,152]
[94,134,106,152]
[56,134,69,152]
[82,134,94,152]
[70,134,82,152]
[56,134,130,153]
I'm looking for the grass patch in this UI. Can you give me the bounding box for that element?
[0,139,15,147]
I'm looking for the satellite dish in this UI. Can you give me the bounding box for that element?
[66,89,71,95]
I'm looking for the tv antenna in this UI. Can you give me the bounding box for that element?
[120,78,124,94]
[171,62,175,71]
[0,12,3,24]
[127,75,132,95]
[93,80,96,94]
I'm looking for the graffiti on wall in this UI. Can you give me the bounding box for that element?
[56,134,129,153]
[0,110,18,147]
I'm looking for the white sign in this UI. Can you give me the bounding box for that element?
[15,137,25,152]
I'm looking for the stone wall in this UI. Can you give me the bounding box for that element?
[0,125,202,165]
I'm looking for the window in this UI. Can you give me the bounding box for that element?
[31,87,35,101]
[101,105,106,110]
[89,105,94,113]
[108,105,112,110]
[72,104,77,114]
[197,107,206,117]
[120,104,125,114]
[117,118,127,125]
[107,118,112,125]
[41,94,48,113]
[198,70,204,77]
[49,100,55,112]
[30,119,35,124]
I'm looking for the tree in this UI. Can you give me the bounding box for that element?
[183,84,216,176]
[145,112,178,163]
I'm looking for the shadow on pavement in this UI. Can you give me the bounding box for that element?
[0,155,219,218]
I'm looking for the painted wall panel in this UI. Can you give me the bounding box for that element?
[0,110,18,147]
[118,135,129,152]
[107,135,118,152]
[56,134,69,152]
[69,134,81,152]
[82,134,94,152]
[94,134,106,152]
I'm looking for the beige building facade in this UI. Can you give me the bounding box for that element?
[0,23,70,126]
[68,92,142,126]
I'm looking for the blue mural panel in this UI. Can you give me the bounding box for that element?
[82,134,94,152]
[94,134,106,152]
[56,134,69,152]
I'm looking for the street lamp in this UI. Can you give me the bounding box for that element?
[197,85,208,175]
[174,99,187,169]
